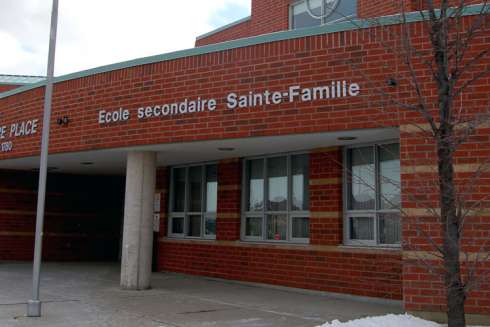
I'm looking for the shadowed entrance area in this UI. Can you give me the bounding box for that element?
[0,262,402,327]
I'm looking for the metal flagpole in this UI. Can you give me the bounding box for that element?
[27,0,59,318]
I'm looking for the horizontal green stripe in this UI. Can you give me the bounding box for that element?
[0,4,486,100]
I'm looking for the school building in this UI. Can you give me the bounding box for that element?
[0,0,489,323]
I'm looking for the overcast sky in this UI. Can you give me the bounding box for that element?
[0,0,251,77]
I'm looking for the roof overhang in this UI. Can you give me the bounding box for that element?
[0,127,399,175]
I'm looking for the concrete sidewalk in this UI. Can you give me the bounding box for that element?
[0,262,403,327]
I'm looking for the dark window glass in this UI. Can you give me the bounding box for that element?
[245,217,262,237]
[292,0,357,29]
[170,164,218,239]
[292,154,309,211]
[188,166,203,212]
[244,154,310,242]
[379,144,401,210]
[267,157,288,211]
[324,0,357,24]
[247,159,264,211]
[292,0,322,29]
[171,217,184,234]
[292,217,310,238]
[349,216,374,240]
[173,168,186,212]
[187,215,201,237]
[206,165,218,212]
[346,143,401,246]
[378,213,401,244]
[348,147,375,210]
[266,215,287,240]
[205,216,216,236]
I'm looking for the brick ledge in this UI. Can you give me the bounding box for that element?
[159,237,402,255]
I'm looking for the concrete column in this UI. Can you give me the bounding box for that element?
[121,151,157,290]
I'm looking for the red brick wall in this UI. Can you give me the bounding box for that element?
[2,16,488,160]
[410,0,483,11]
[158,241,402,299]
[309,148,343,245]
[400,124,490,316]
[0,29,394,159]
[403,258,490,315]
[217,159,242,240]
[196,0,485,46]
[358,1,411,18]
[196,0,289,47]
[358,0,483,18]
[196,0,289,46]
[250,0,290,36]
[0,170,125,261]
[157,149,403,300]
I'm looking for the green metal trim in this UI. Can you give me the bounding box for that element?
[196,16,252,41]
[1,4,486,100]
[0,82,43,86]
[0,75,45,86]
[0,83,25,86]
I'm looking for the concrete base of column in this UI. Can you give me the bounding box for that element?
[120,151,157,290]
[26,300,41,317]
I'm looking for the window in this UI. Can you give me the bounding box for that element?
[344,142,401,246]
[168,164,217,239]
[290,0,357,30]
[242,153,309,243]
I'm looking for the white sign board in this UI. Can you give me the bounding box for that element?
[154,193,161,213]
[153,213,160,232]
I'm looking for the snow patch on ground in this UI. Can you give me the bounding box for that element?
[315,314,483,327]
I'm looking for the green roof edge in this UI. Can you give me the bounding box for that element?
[0,4,486,100]
[0,82,41,86]
[196,16,252,41]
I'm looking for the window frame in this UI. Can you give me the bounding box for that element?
[289,0,357,30]
[343,140,401,248]
[241,152,310,244]
[168,162,218,240]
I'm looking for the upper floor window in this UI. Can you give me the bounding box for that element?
[242,153,310,243]
[344,142,401,247]
[168,164,217,239]
[290,0,357,30]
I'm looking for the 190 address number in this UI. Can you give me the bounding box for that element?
[1,141,13,152]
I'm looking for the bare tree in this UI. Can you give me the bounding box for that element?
[335,1,490,326]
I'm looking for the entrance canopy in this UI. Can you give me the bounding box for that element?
[0,128,398,175]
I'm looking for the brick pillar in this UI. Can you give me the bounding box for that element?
[309,147,343,245]
[399,126,490,320]
[216,159,242,241]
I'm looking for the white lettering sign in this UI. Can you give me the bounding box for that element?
[98,81,360,125]
[98,108,130,124]
[0,141,13,153]
[0,126,6,139]
[226,81,359,110]
[9,119,38,138]
[0,118,39,153]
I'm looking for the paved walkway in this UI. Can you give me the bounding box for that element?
[0,262,403,327]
